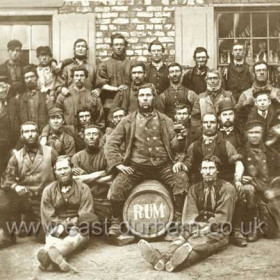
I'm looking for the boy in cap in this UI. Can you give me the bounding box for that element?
[36,46,63,97]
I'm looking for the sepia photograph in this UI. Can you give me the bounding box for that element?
[0,0,280,279]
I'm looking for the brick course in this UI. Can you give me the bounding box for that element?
[61,0,280,63]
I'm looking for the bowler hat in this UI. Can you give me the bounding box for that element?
[217,100,234,115]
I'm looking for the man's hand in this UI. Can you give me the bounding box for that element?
[116,164,134,175]
[40,136,48,146]
[172,162,188,173]
[15,185,28,196]
[241,176,252,184]
[61,87,69,96]
[235,181,243,194]
[91,88,101,98]
[118,85,128,92]
[72,167,87,176]
[50,224,64,238]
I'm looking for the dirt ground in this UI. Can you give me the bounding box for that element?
[1,236,280,280]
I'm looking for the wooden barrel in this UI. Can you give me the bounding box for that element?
[123,180,174,238]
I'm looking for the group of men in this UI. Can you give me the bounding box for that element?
[0,33,280,273]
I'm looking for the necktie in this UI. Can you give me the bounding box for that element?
[262,111,266,118]
[204,185,216,211]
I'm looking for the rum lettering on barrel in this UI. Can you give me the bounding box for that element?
[133,203,166,220]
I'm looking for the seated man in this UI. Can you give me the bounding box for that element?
[0,122,58,248]
[100,107,126,148]
[104,83,189,239]
[38,155,98,272]
[40,108,75,156]
[240,120,280,242]
[138,156,237,272]
[191,69,235,128]
[173,103,198,161]
[71,125,112,220]
[56,65,104,129]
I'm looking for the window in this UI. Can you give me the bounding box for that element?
[217,10,280,66]
[0,16,51,65]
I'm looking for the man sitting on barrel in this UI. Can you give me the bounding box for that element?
[104,83,189,239]
[138,155,237,272]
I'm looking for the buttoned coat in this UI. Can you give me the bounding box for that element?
[104,110,179,171]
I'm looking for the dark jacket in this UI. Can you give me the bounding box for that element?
[104,110,180,171]
[247,106,275,138]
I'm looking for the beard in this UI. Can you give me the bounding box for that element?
[26,82,37,90]
[23,136,39,149]
[222,120,233,127]
[207,81,222,92]
[86,140,99,152]
[138,101,154,113]
[57,172,72,186]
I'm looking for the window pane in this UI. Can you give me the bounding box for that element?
[252,39,268,63]
[0,25,12,50]
[269,13,280,38]
[252,13,267,37]
[218,13,234,38]
[20,50,30,65]
[29,50,37,64]
[31,25,49,49]
[218,39,234,64]
[12,25,30,49]
[235,13,250,38]
[269,39,280,64]
[0,50,9,64]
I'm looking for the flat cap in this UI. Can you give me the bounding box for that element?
[48,108,64,117]
[7,39,22,50]
[36,46,52,57]
[245,119,264,131]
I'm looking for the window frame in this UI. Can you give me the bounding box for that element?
[215,7,280,67]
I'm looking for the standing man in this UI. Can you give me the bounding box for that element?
[182,47,209,94]
[61,38,97,91]
[192,69,236,127]
[157,63,198,120]
[138,156,237,272]
[236,61,280,110]
[19,65,54,132]
[38,155,98,272]
[0,79,20,177]
[145,39,169,95]
[36,46,63,98]
[112,62,146,114]
[0,122,58,248]
[96,33,132,122]
[56,65,104,128]
[105,83,189,238]
[40,108,76,156]
[240,120,280,241]
[222,42,252,102]
[0,40,25,97]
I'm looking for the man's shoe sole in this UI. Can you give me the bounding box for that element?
[138,239,165,271]
[37,248,51,268]
[165,243,192,272]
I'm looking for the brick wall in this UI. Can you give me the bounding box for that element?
[60,0,280,63]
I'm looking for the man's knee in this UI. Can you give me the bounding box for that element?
[168,171,189,195]
[110,173,134,201]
